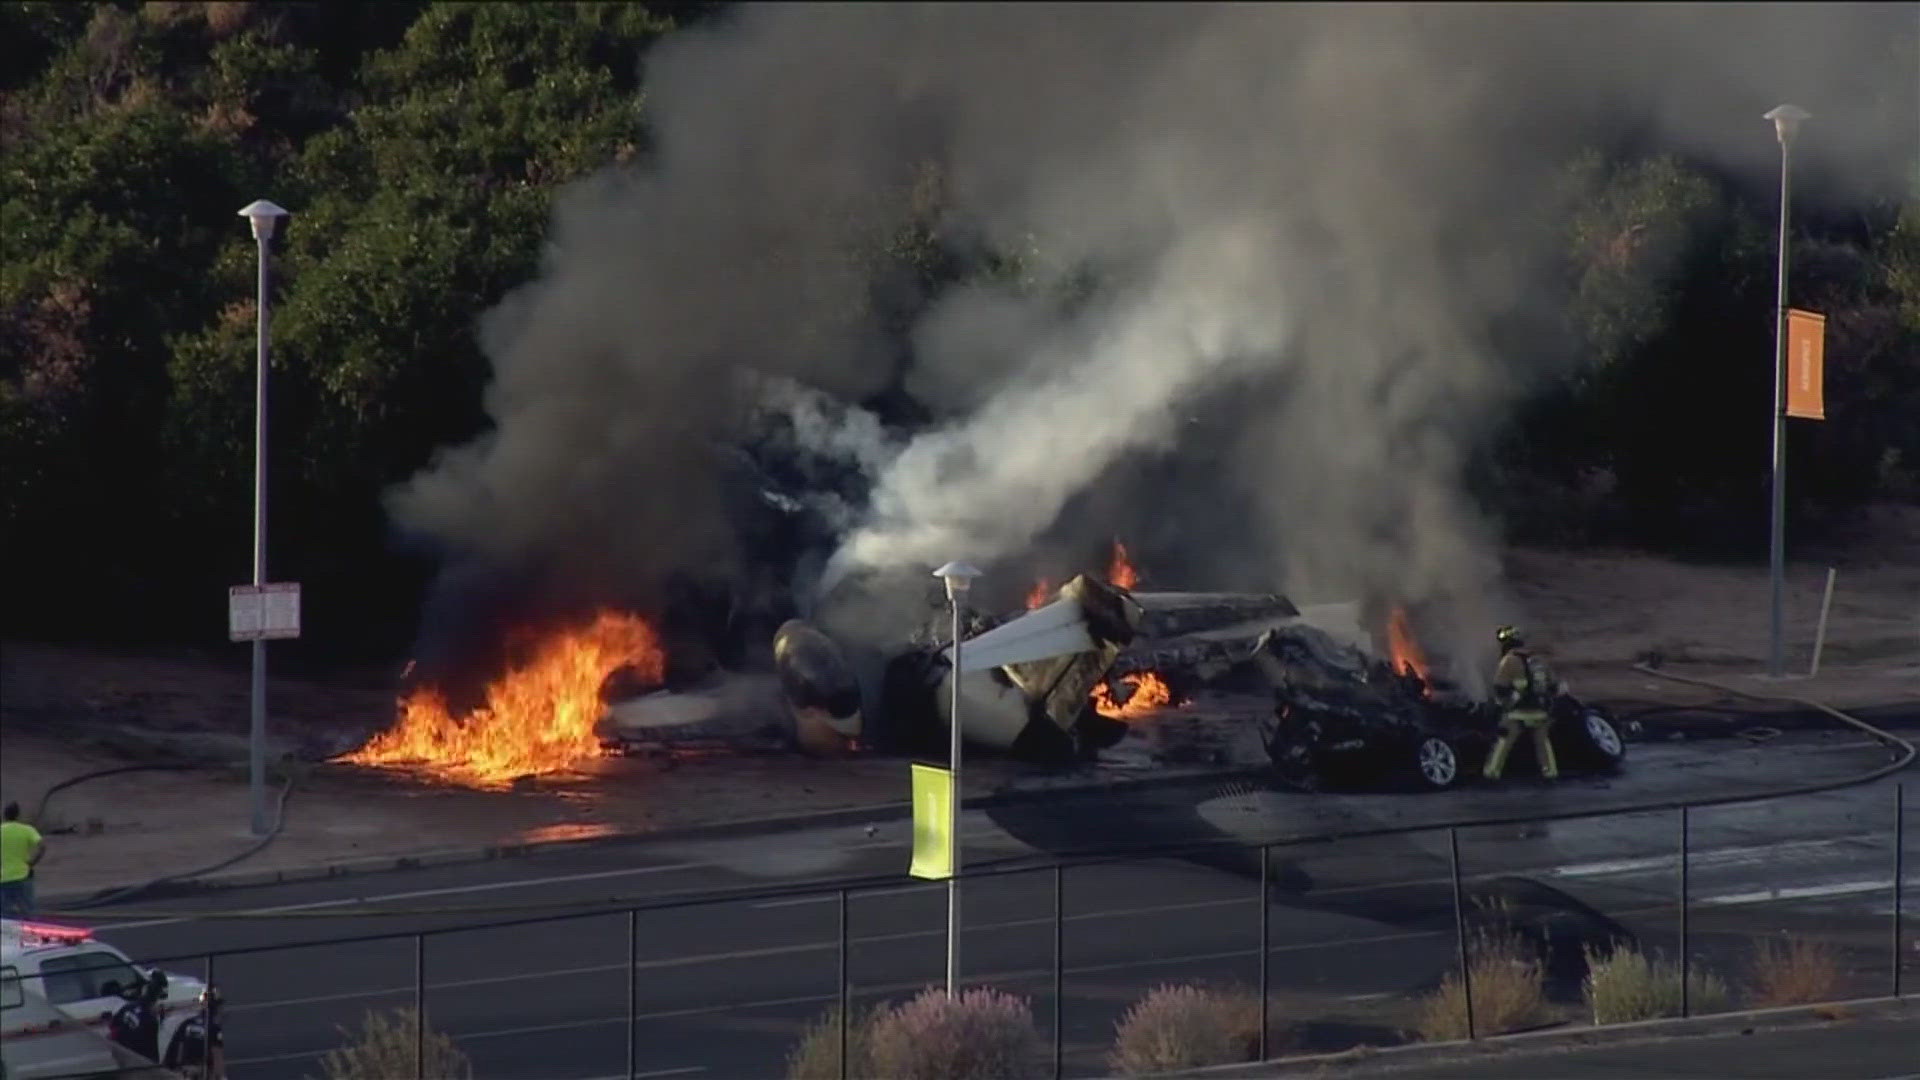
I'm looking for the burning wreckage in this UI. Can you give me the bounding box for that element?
[589,573,1627,791]
[346,384,1621,789]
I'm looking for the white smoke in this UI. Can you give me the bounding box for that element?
[822,219,1294,591]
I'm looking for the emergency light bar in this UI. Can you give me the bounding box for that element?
[1,919,94,947]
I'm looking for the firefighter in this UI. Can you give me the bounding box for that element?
[1484,625,1559,781]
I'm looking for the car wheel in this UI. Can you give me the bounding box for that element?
[1566,709,1627,770]
[1413,735,1460,790]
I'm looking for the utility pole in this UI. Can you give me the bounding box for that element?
[1764,105,1808,678]
[238,199,288,835]
[933,560,981,996]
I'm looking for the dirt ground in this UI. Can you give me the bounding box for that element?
[3,521,1914,901]
[1507,503,1919,707]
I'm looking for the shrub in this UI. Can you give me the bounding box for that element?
[786,1004,881,1080]
[862,987,1046,1080]
[1415,928,1548,1041]
[316,1007,472,1080]
[1584,946,1729,1024]
[1108,983,1266,1076]
[1749,936,1843,1008]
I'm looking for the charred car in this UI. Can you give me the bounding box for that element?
[1251,625,1627,791]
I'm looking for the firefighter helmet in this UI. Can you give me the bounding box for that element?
[1496,625,1524,651]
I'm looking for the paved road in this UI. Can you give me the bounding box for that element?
[62,727,1917,1079]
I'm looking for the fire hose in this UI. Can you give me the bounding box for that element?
[36,765,295,912]
[1630,663,1917,781]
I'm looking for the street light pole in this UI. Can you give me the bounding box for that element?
[239,199,288,836]
[933,560,981,997]
[1764,105,1808,678]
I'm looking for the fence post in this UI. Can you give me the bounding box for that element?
[414,933,425,1080]
[1052,864,1064,1080]
[839,889,850,1080]
[628,908,638,1080]
[202,951,215,1067]
[1895,783,1906,999]
[1448,827,1475,1039]
[1258,845,1270,1060]
[1680,805,1691,1018]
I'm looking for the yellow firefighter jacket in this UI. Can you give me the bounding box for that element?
[1493,649,1553,720]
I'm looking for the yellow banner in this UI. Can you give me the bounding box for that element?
[1786,308,1826,420]
[909,763,953,880]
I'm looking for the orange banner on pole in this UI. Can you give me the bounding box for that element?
[1786,308,1825,420]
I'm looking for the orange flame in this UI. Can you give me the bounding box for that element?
[1386,607,1430,683]
[1108,540,1138,590]
[1025,578,1055,610]
[344,610,665,786]
[1092,671,1179,720]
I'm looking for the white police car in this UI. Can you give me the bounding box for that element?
[1,919,209,1070]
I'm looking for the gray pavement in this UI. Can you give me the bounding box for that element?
[47,727,1919,1079]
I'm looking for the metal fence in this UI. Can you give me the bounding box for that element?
[36,779,1908,1080]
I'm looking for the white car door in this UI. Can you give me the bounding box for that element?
[33,949,146,1032]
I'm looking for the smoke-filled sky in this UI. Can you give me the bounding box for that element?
[389,2,1916,655]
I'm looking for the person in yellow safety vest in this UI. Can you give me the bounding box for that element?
[1484,625,1559,781]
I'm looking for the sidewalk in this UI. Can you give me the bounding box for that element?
[1567,658,1920,716]
[1245,998,1920,1079]
[0,728,948,903]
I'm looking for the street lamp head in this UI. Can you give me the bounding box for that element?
[238,199,290,241]
[1764,104,1810,147]
[932,561,983,601]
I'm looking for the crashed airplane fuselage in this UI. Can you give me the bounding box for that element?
[595,571,1373,766]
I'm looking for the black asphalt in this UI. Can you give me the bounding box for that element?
[60,724,1919,1079]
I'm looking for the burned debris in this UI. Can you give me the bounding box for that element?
[581,563,1628,790]
[1251,622,1628,791]
[354,511,1623,792]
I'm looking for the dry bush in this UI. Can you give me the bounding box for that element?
[861,987,1046,1080]
[1415,928,1548,1041]
[1108,983,1267,1076]
[1583,945,1729,1024]
[785,1004,881,1080]
[315,1007,472,1080]
[1749,936,1843,1008]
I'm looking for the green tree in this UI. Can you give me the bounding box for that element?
[162,2,674,653]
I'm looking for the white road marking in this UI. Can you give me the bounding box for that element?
[1693,878,1897,906]
[215,826,1904,1016]
[752,881,936,909]
[229,899,1453,1021]
[98,861,708,932]
[92,823,994,932]
[1545,836,1872,880]
[228,892,1260,1014]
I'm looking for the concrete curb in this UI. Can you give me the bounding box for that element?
[40,764,1264,908]
[1184,995,1917,1078]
